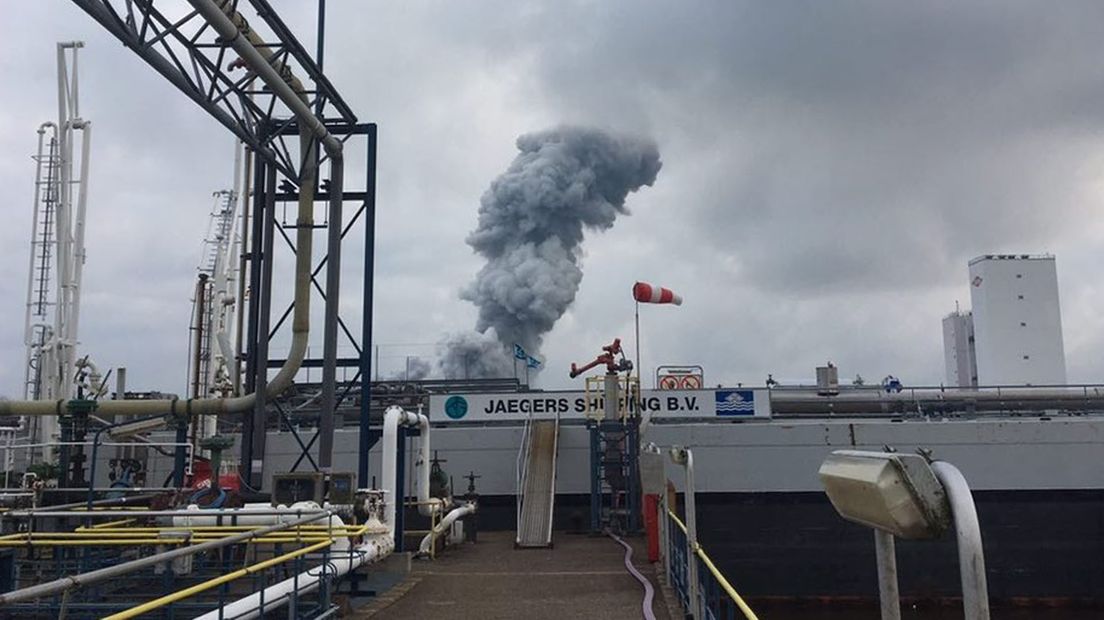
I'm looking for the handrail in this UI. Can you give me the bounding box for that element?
[515,411,533,542]
[103,538,334,619]
[667,509,759,620]
[545,410,560,546]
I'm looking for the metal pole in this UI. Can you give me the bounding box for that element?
[319,137,341,472]
[233,145,252,395]
[874,529,901,620]
[931,461,990,620]
[357,125,378,488]
[635,300,642,389]
[173,419,188,488]
[670,447,701,619]
[249,161,278,488]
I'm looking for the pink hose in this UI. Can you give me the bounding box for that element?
[609,530,657,620]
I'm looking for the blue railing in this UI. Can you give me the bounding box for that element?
[666,510,758,620]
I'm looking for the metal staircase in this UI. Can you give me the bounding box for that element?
[516,418,559,547]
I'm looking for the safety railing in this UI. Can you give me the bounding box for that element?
[665,510,758,620]
[515,411,533,544]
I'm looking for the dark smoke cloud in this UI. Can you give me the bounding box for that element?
[455,126,661,370]
[439,330,514,379]
[384,356,432,381]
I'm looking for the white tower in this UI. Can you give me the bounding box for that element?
[968,254,1066,386]
[942,309,977,387]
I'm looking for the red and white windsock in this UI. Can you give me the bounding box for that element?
[633,281,682,305]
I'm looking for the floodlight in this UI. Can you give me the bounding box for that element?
[818,450,950,540]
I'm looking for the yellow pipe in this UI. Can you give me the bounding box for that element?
[667,509,758,620]
[0,539,190,547]
[88,518,137,529]
[104,539,334,620]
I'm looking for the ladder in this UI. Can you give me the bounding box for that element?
[516,418,559,547]
[24,134,61,400]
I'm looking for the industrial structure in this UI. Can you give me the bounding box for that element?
[942,308,977,387]
[943,254,1067,387]
[22,42,97,464]
[3,3,1104,619]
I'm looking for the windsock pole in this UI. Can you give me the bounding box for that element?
[635,300,642,391]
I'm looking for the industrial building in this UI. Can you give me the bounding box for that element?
[943,254,1067,387]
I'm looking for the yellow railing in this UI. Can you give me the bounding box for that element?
[102,538,335,620]
[667,510,759,620]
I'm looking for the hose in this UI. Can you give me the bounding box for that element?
[608,530,657,620]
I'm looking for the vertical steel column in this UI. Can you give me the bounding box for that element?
[319,147,342,471]
[173,418,188,488]
[394,424,406,551]
[241,150,267,481]
[358,125,378,488]
[248,159,277,488]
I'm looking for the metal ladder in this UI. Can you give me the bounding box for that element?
[516,418,559,547]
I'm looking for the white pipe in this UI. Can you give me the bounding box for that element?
[381,406,422,530]
[670,446,701,620]
[170,502,347,537]
[414,412,443,517]
[192,533,394,620]
[931,461,990,620]
[419,502,476,555]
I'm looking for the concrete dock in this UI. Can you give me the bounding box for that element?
[362,531,674,619]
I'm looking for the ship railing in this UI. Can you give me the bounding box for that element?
[515,408,533,544]
[665,508,758,620]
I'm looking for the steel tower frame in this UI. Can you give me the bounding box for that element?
[68,0,378,489]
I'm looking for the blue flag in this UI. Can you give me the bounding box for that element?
[527,355,542,369]
[513,344,527,360]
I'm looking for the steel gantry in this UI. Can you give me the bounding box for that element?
[67,0,378,489]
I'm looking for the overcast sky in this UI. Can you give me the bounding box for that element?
[2,1,1104,397]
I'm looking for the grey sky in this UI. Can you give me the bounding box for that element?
[2,1,1104,396]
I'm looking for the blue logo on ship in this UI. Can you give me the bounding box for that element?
[715,390,754,416]
[444,396,469,420]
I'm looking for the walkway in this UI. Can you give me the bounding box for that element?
[364,531,672,619]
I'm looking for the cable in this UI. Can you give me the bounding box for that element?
[608,530,657,620]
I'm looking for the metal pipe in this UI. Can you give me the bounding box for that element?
[381,406,424,529]
[874,529,901,620]
[192,533,393,620]
[418,502,475,555]
[669,446,701,620]
[931,461,990,620]
[104,538,335,620]
[0,512,328,605]
[770,385,1104,414]
[319,154,343,470]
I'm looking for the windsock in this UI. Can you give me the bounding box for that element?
[633,282,682,305]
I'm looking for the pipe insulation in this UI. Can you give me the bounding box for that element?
[380,406,441,529]
[191,533,394,620]
[0,512,329,605]
[0,0,343,419]
[418,502,476,555]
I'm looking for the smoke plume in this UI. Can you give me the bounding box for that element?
[441,126,661,378]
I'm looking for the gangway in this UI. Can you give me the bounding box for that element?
[516,417,559,547]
